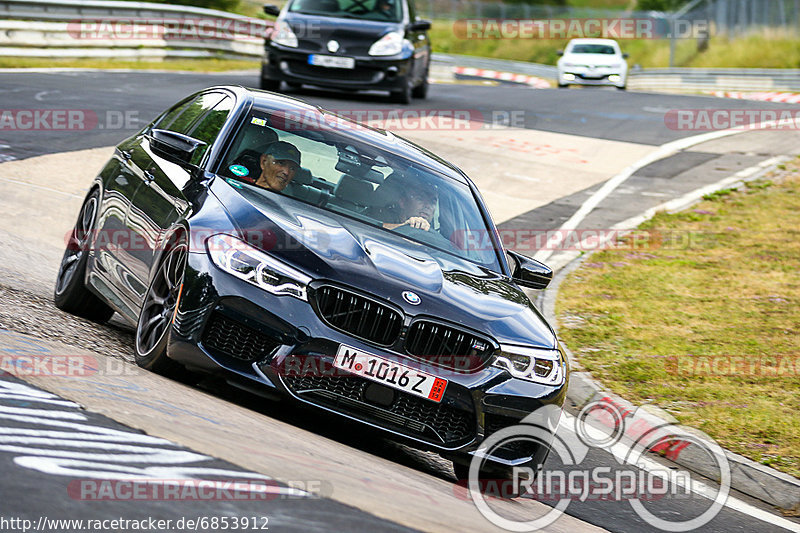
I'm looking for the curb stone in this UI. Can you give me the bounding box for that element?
[530,157,800,513]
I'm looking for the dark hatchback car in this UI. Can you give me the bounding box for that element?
[54,86,567,479]
[260,0,431,103]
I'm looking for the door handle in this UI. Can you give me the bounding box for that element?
[121,150,132,161]
[144,170,155,183]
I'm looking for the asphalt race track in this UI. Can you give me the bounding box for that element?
[1,71,799,533]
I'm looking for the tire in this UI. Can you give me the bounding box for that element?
[53,189,115,322]
[391,77,412,105]
[411,67,429,99]
[616,85,627,91]
[557,83,568,88]
[134,234,188,376]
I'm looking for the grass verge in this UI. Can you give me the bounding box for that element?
[430,24,800,69]
[0,57,259,72]
[556,158,800,478]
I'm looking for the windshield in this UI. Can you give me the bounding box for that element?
[289,0,403,22]
[219,108,501,271]
[570,44,617,54]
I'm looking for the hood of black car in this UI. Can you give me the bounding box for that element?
[283,13,401,55]
[212,179,556,348]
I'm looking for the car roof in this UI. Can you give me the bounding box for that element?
[566,38,620,46]
[219,86,472,187]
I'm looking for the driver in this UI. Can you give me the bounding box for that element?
[255,141,301,192]
[369,173,437,231]
[373,0,394,16]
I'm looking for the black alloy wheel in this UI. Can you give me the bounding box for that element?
[53,189,115,322]
[134,235,188,375]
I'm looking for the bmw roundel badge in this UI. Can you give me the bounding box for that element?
[402,291,421,305]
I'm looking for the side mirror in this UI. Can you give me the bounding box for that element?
[556,50,563,56]
[149,129,206,169]
[622,52,629,59]
[407,19,432,31]
[263,4,281,16]
[507,250,553,290]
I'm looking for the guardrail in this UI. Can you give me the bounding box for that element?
[3,0,800,94]
[0,0,269,59]
[439,54,800,93]
[629,67,800,93]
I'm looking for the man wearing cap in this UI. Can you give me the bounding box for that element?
[255,141,302,192]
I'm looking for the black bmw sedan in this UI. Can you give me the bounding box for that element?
[260,0,431,103]
[54,86,567,479]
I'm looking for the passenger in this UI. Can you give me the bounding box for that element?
[255,141,301,192]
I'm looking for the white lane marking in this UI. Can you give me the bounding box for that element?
[534,121,791,264]
[558,414,800,532]
[1,428,178,445]
[0,405,86,419]
[0,176,84,198]
[0,393,78,407]
[611,156,784,231]
[0,378,309,498]
[642,106,672,113]
[541,156,787,274]
[34,90,53,101]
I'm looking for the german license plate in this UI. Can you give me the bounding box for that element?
[334,344,447,403]
[308,54,355,69]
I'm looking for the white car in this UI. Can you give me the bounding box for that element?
[557,38,628,90]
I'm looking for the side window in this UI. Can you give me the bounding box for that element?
[187,96,234,165]
[152,97,194,131]
[160,92,226,135]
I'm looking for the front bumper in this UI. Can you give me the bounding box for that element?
[167,251,567,470]
[262,43,412,92]
[558,67,627,87]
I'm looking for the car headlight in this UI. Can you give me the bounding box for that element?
[492,345,565,385]
[271,20,298,48]
[207,234,311,300]
[368,31,404,56]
